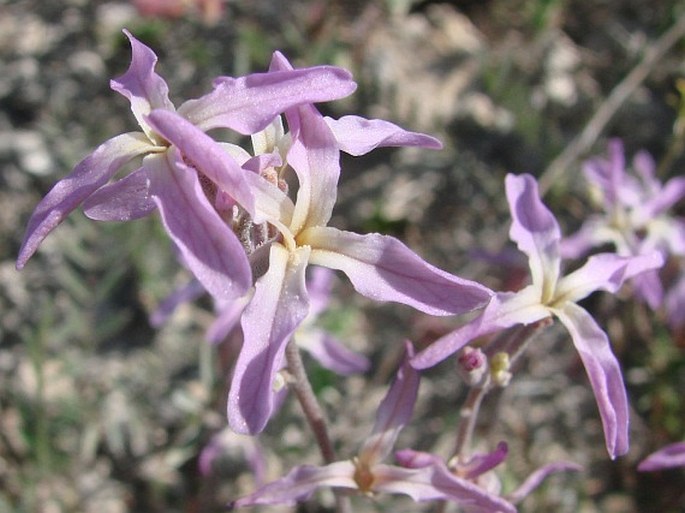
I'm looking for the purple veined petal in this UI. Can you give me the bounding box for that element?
[251,115,286,155]
[199,428,266,482]
[243,171,295,227]
[230,461,357,508]
[206,293,252,345]
[651,218,685,256]
[394,449,443,469]
[607,138,627,202]
[640,176,685,219]
[297,331,370,375]
[228,243,311,434]
[506,461,582,504]
[269,50,294,72]
[304,226,493,316]
[372,463,516,513]
[217,142,253,166]
[145,109,256,218]
[552,302,629,458]
[82,165,156,221]
[632,148,657,186]
[460,442,508,480]
[324,115,442,156]
[630,269,664,310]
[110,30,175,142]
[242,152,283,175]
[178,66,356,133]
[146,151,252,303]
[411,288,549,370]
[16,132,153,269]
[505,173,562,300]
[555,251,664,304]
[665,273,685,330]
[308,266,335,317]
[559,217,609,260]
[583,139,626,207]
[358,342,419,465]
[638,442,685,471]
[285,103,341,233]
[149,278,205,328]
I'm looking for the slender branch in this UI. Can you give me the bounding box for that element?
[284,341,352,513]
[285,340,336,463]
[450,319,552,465]
[538,12,685,195]
[451,381,491,465]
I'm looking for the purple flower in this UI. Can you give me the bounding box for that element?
[230,343,515,512]
[562,139,685,308]
[16,30,356,307]
[209,52,493,435]
[397,442,581,510]
[412,173,664,458]
[638,442,685,471]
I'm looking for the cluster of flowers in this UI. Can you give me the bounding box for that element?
[16,31,684,510]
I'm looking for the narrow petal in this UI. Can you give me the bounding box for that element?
[297,331,370,375]
[638,442,685,471]
[230,461,357,508]
[110,30,175,140]
[308,266,335,317]
[228,244,311,434]
[665,273,685,330]
[178,66,356,133]
[553,302,629,458]
[149,279,205,327]
[251,116,285,155]
[505,173,562,299]
[206,293,252,345]
[16,132,152,269]
[582,139,625,207]
[460,442,509,480]
[630,269,664,310]
[305,227,493,316]
[146,109,256,217]
[555,251,664,304]
[285,103,341,232]
[243,171,294,227]
[411,288,549,369]
[559,218,610,260]
[394,449,443,469]
[639,176,685,218]
[146,151,252,302]
[372,464,516,513]
[359,342,419,465]
[325,115,442,156]
[82,166,156,221]
[507,461,582,504]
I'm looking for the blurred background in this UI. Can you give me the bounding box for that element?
[1,0,684,511]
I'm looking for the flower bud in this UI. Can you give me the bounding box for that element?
[489,352,512,387]
[456,346,487,386]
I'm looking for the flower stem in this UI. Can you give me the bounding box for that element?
[451,382,490,465]
[451,319,552,465]
[285,341,352,513]
[285,340,336,462]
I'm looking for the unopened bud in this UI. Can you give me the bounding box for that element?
[456,346,487,385]
[489,352,512,387]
